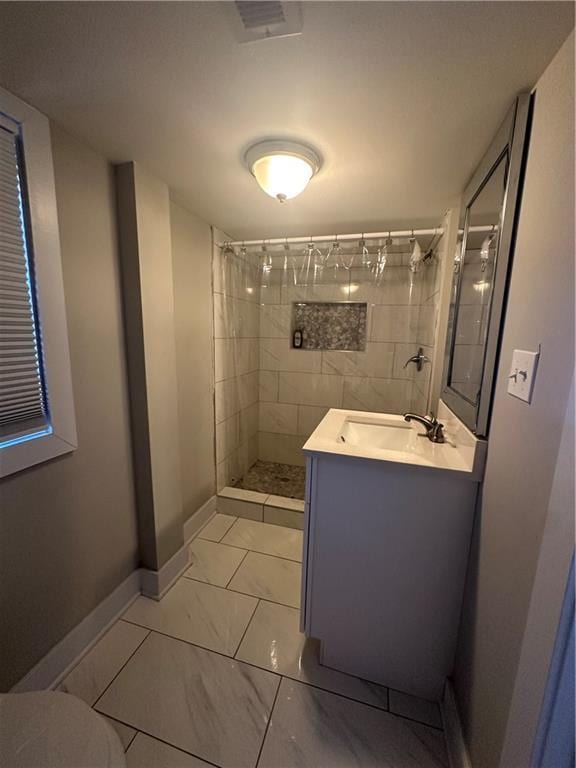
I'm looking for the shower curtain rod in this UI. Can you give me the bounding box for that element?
[218,228,443,248]
[217,224,498,249]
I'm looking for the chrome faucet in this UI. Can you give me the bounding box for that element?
[403,347,430,373]
[403,412,445,443]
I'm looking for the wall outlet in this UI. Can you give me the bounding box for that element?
[507,349,540,403]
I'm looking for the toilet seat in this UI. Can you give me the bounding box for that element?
[0,691,126,767]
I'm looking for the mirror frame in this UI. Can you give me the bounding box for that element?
[442,93,532,437]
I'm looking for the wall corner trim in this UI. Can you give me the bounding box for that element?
[139,542,189,601]
[11,569,141,693]
[140,495,218,600]
[442,679,473,768]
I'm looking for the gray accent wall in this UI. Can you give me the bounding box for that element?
[116,163,184,571]
[170,201,216,519]
[453,31,575,768]
[0,124,139,691]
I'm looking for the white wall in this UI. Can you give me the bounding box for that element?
[170,202,216,516]
[500,374,574,767]
[0,124,139,691]
[453,31,575,768]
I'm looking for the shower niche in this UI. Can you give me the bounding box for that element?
[292,302,367,351]
[213,230,444,499]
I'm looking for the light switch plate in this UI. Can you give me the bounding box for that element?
[507,349,540,403]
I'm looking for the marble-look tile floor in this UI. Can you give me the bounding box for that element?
[60,515,447,767]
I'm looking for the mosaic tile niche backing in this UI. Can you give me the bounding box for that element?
[292,302,367,351]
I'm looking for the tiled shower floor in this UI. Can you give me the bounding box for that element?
[233,460,306,500]
[57,515,448,767]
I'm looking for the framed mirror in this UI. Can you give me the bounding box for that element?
[442,94,532,436]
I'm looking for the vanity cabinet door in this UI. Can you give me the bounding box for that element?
[304,452,477,700]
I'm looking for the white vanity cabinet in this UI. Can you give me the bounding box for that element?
[300,405,485,700]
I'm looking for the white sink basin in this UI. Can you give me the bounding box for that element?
[303,405,487,479]
[340,418,419,452]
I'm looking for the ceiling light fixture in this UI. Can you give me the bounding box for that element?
[244,140,321,203]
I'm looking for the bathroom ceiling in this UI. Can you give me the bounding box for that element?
[0,2,572,239]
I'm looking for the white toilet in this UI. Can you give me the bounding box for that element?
[0,691,126,768]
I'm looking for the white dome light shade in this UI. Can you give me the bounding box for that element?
[252,154,313,201]
[245,140,321,203]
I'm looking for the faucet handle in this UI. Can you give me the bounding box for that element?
[430,421,445,443]
[403,347,430,372]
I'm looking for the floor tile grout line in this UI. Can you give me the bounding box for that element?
[216,518,238,542]
[91,629,151,710]
[222,517,303,537]
[181,572,240,589]
[227,547,303,566]
[192,537,250,556]
[384,709,444,732]
[103,716,139,752]
[273,676,390,717]
[224,548,251,589]
[225,584,300,611]
[181,544,250,588]
[134,566,298,610]
[219,516,243,542]
[232,598,261,658]
[308,652,441,716]
[197,515,239,544]
[116,624,282,678]
[218,541,302,564]
[194,513,237,541]
[115,724,222,767]
[254,675,283,768]
[123,728,138,753]
[273,676,444,732]
[387,684,442,709]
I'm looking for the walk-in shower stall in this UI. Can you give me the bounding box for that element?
[213,229,446,500]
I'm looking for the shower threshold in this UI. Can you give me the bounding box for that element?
[233,460,306,501]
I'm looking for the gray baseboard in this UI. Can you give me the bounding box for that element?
[140,543,189,600]
[10,496,218,692]
[140,495,217,599]
[183,494,217,543]
[11,569,141,693]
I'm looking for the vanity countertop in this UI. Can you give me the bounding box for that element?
[303,402,486,481]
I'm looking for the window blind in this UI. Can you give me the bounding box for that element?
[0,121,48,440]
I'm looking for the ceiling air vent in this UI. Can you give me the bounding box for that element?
[236,2,285,29]
[223,1,302,43]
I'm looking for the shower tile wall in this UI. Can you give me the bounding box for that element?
[257,241,443,467]
[213,237,260,489]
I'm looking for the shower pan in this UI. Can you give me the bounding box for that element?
[213,228,444,503]
[234,460,306,500]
